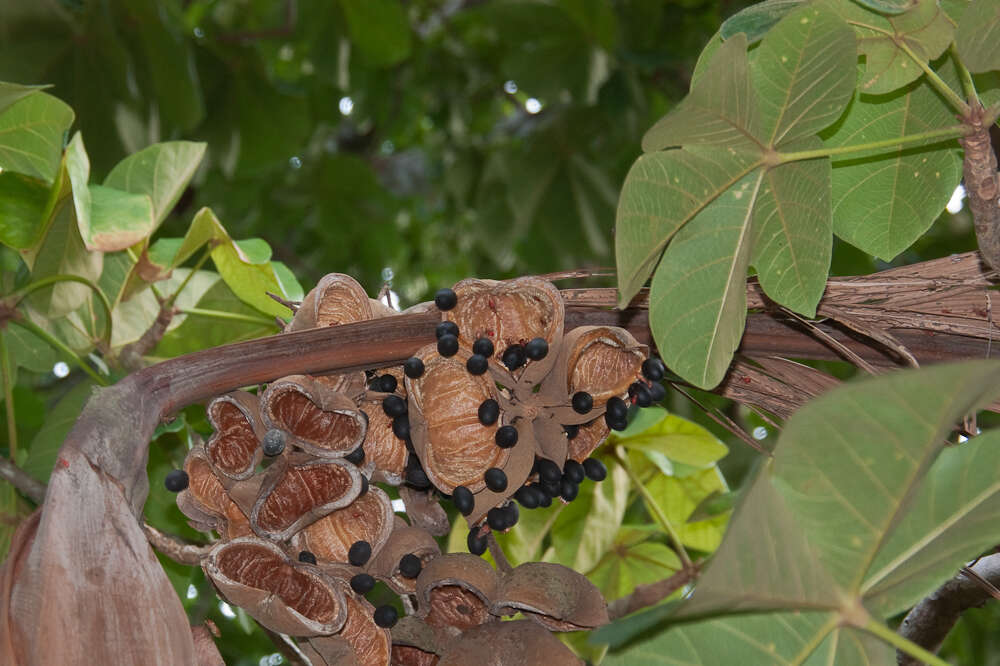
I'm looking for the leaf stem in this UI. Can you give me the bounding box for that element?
[896,40,969,114]
[861,618,950,666]
[9,274,114,352]
[0,332,16,459]
[164,248,212,308]
[611,447,694,572]
[10,319,108,386]
[778,125,969,163]
[179,308,276,326]
[950,44,980,108]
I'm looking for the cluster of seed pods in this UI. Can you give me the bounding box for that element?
[166,273,667,665]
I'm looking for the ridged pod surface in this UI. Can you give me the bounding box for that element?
[294,487,395,565]
[491,562,608,631]
[305,579,392,666]
[261,375,368,458]
[203,537,347,637]
[288,273,374,332]
[177,446,251,538]
[368,524,442,595]
[359,398,407,485]
[436,620,581,666]
[205,391,264,480]
[566,417,610,463]
[415,554,498,634]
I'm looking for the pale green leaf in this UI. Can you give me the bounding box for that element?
[955,0,1000,73]
[751,142,832,316]
[752,3,856,146]
[0,92,73,183]
[5,319,57,373]
[0,81,49,116]
[609,408,729,469]
[646,467,730,552]
[64,132,92,245]
[110,269,219,350]
[22,380,96,483]
[588,536,681,602]
[0,171,51,249]
[82,184,155,252]
[614,147,759,307]
[721,0,807,43]
[340,0,412,67]
[104,141,206,227]
[851,0,918,13]
[648,170,762,389]
[550,462,630,572]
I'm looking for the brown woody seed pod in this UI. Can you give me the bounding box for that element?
[261,375,368,458]
[416,554,499,635]
[491,562,609,631]
[205,391,265,480]
[359,399,408,486]
[306,579,392,666]
[288,273,374,332]
[436,620,582,666]
[368,524,442,595]
[294,486,395,565]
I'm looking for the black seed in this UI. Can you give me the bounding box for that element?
[583,458,607,482]
[405,459,431,489]
[524,337,549,361]
[434,288,458,311]
[536,487,553,507]
[504,502,519,528]
[501,345,526,370]
[478,399,500,426]
[345,446,365,465]
[571,391,593,414]
[606,396,629,421]
[392,416,411,440]
[348,540,372,566]
[437,334,459,357]
[376,374,398,393]
[453,485,475,516]
[467,529,488,556]
[373,605,399,628]
[605,411,628,431]
[540,478,562,498]
[359,474,370,495]
[642,358,666,382]
[399,553,422,578]
[436,320,459,339]
[560,477,579,502]
[649,381,666,403]
[164,470,189,493]
[350,573,375,595]
[298,550,317,565]
[563,424,579,440]
[466,354,489,375]
[563,459,585,484]
[382,395,407,418]
[514,485,539,509]
[537,459,562,484]
[403,357,425,378]
[262,429,286,457]
[473,337,494,357]
[629,381,653,408]
[487,507,507,531]
[484,467,508,492]
[495,425,518,448]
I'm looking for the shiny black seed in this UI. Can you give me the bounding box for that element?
[524,337,548,361]
[501,345,526,371]
[434,288,458,311]
[406,468,431,489]
[466,354,489,375]
[350,573,375,595]
[642,358,666,382]
[298,550,317,565]
[484,467,508,492]
[467,529,488,556]
[536,487,553,507]
[262,429,286,457]
[348,540,372,566]
[649,381,666,403]
[373,605,399,628]
[359,474,370,495]
[453,485,475,516]
[382,395,407,418]
[376,374,398,393]
[560,477,579,502]
[571,391,593,414]
[487,507,507,531]
[495,425,518,448]
[403,357,425,378]
[473,337,494,357]
[392,416,411,440]
[164,470,189,492]
[605,411,628,431]
[504,502,519,528]
[563,459,585,484]
[436,320,459,339]
[563,424,579,440]
[583,457,607,481]
[514,485,539,509]
[537,459,562,484]
[631,382,653,408]
[478,399,500,426]
[540,478,561,498]
[345,446,365,465]
[399,553,422,578]
[437,334,459,357]
[606,396,629,421]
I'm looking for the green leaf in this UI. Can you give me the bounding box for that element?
[648,170,762,389]
[646,467,731,553]
[145,436,203,541]
[5,320,57,373]
[614,147,759,308]
[0,81,49,116]
[720,0,807,44]
[340,0,412,67]
[84,184,155,252]
[0,171,51,249]
[0,91,74,183]
[825,75,962,260]
[752,3,856,147]
[609,408,728,469]
[109,269,219,350]
[550,461,630,573]
[104,141,206,227]
[851,0,918,13]
[955,0,1000,74]
[22,380,96,483]
[588,531,682,602]
[751,143,832,316]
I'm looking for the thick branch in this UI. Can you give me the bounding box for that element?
[960,103,1000,270]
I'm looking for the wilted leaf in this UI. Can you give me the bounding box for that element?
[0,91,74,183]
[955,0,1000,73]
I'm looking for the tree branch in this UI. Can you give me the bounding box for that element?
[608,563,700,620]
[0,457,45,504]
[141,523,213,567]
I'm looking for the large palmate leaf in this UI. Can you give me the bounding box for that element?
[955,0,1000,73]
[593,361,1000,664]
[0,91,74,183]
[720,0,807,44]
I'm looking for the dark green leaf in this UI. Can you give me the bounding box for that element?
[955,0,1000,74]
[340,0,413,67]
[0,91,74,183]
[720,0,807,43]
[0,171,51,249]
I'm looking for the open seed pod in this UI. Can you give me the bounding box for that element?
[359,398,408,485]
[416,553,499,635]
[261,375,368,458]
[203,537,348,637]
[391,616,441,663]
[293,486,395,565]
[398,485,450,537]
[541,326,647,424]
[566,416,610,463]
[177,445,251,538]
[445,277,564,388]
[300,636,360,666]
[392,645,440,666]
[288,273,374,332]
[306,579,392,666]
[369,524,442,595]
[491,562,608,631]
[437,620,582,666]
[205,391,265,480]
[251,454,363,541]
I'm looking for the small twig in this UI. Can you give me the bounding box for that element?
[141,522,214,566]
[117,302,179,372]
[532,267,616,281]
[0,456,45,504]
[608,562,700,620]
[486,531,513,574]
[267,291,300,313]
[670,383,769,455]
[959,102,1000,271]
[780,306,880,374]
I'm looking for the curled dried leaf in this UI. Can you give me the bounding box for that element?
[294,487,395,565]
[416,554,498,633]
[204,537,347,637]
[262,375,368,458]
[492,562,608,631]
[205,391,264,480]
[289,273,373,332]
[251,455,362,541]
[369,525,442,595]
[436,620,582,666]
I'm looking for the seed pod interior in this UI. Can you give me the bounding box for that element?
[262,376,368,457]
[206,392,264,480]
[295,487,395,565]
[252,457,362,540]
